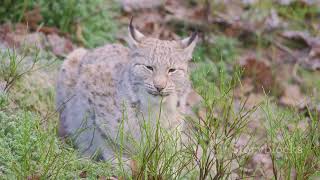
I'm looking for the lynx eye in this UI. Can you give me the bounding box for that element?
[168,68,176,73]
[145,66,154,71]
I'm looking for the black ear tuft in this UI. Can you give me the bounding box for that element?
[187,31,198,46]
[129,16,136,40]
[128,16,145,47]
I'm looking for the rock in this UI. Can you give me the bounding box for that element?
[23,32,46,49]
[47,34,74,57]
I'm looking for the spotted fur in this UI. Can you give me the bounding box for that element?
[56,27,197,163]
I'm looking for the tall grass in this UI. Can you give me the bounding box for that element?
[0,43,318,178]
[107,64,257,179]
[0,47,40,93]
[0,100,113,178]
[0,47,114,178]
[263,100,320,179]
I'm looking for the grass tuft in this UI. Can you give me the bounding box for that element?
[263,100,320,179]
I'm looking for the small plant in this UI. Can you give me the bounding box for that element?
[0,0,32,23]
[0,47,40,93]
[131,121,188,179]
[37,0,118,47]
[110,102,191,179]
[253,0,319,31]
[194,36,238,64]
[211,36,239,63]
[276,1,319,30]
[188,65,256,179]
[0,109,113,179]
[263,101,320,179]
[0,92,9,110]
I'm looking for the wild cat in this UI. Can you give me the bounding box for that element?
[56,19,198,163]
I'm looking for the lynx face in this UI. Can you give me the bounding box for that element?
[128,20,197,98]
[130,39,191,97]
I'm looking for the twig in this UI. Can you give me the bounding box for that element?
[40,94,75,124]
[268,143,278,180]
[292,62,303,84]
[272,39,299,62]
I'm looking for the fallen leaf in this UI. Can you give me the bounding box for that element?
[23,5,43,30]
[279,84,310,108]
[240,54,274,93]
[27,174,40,180]
[282,31,320,70]
[264,9,283,31]
[38,26,60,35]
[244,93,264,109]
[79,171,87,178]
[97,176,107,180]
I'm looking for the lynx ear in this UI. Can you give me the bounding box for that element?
[128,17,145,47]
[181,31,198,58]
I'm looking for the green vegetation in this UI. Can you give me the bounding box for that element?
[263,101,319,179]
[252,0,319,31]
[0,0,118,47]
[0,48,113,178]
[2,44,317,179]
[0,101,113,178]
[0,48,39,93]
[0,43,249,179]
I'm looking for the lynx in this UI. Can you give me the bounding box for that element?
[56,19,198,163]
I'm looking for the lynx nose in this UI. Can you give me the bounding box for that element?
[155,86,164,92]
[153,76,167,92]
